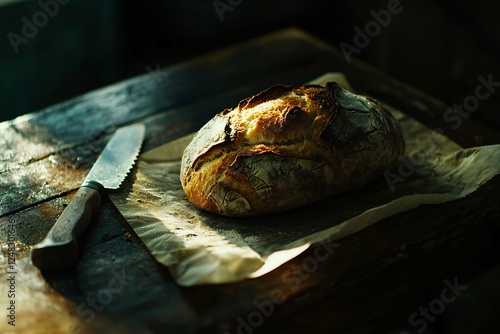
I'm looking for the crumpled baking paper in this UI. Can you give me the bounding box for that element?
[110,73,500,286]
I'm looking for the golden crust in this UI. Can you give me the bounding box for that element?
[180,82,405,216]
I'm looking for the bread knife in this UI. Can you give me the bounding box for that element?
[31,123,145,271]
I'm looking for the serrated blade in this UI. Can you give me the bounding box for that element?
[85,123,145,189]
[31,122,145,271]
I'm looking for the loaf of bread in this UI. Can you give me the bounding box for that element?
[180,82,405,216]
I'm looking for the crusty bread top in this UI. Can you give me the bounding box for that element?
[181,83,338,176]
[232,84,333,145]
[180,82,405,216]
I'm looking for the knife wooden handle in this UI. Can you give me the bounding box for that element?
[31,181,103,271]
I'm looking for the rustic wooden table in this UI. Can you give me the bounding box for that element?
[1,28,499,334]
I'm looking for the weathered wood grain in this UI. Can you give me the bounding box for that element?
[3,29,499,216]
[0,28,499,334]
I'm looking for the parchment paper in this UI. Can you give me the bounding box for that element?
[110,73,500,286]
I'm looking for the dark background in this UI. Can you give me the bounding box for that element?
[0,0,499,128]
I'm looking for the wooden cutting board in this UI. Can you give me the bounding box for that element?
[1,28,499,334]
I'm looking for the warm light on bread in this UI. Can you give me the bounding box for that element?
[180,82,405,216]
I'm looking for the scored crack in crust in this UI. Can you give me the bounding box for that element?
[180,82,405,217]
